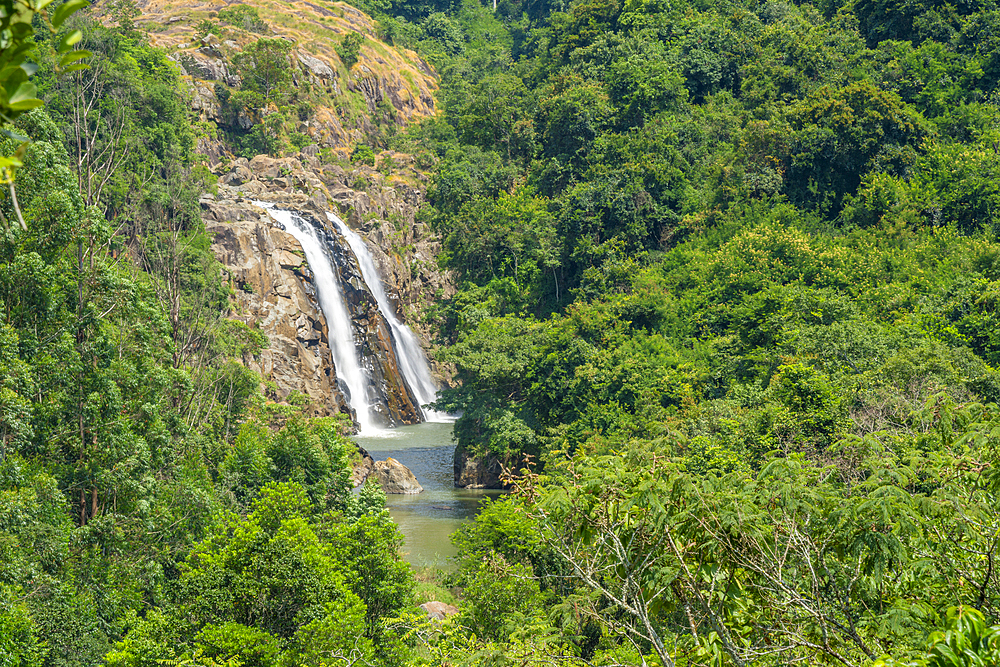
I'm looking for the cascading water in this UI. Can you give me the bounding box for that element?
[255,203,380,433]
[325,212,451,422]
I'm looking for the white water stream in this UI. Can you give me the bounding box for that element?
[255,202,450,433]
[325,212,451,423]
[255,203,379,433]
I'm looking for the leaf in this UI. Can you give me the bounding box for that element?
[52,0,89,28]
[0,128,28,142]
[6,81,41,110]
[58,49,90,72]
[56,29,83,53]
[58,50,89,65]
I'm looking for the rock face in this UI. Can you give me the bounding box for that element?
[206,199,352,420]
[313,214,423,426]
[420,601,459,621]
[351,444,376,487]
[454,444,509,490]
[215,154,455,382]
[373,458,423,494]
[204,149,454,431]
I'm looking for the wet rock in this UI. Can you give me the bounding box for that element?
[373,457,422,494]
[454,444,509,490]
[420,601,459,621]
[315,216,423,425]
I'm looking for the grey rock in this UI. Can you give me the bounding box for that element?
[298,53,336,80]
[374,458,423,494]
[207,216,353,421]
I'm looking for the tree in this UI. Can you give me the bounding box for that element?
[231,38,293,105]
[335,32,364,69]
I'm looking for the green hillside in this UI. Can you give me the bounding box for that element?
[2,0,1000,662]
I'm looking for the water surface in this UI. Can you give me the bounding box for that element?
[354,422,502,568]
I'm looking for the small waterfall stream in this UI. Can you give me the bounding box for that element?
[325,212,449,422]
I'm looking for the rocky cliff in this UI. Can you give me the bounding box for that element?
[205,197,353,420]
[123,0,437,160]
[205,152,453,426]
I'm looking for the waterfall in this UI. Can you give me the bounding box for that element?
[255,203,380,433]
[325,212,450,422]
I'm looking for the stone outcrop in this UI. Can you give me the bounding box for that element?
[351,444,376,487]
[205,197,352,421]
[352,447,422,494]
[373,457,423,494]
[454,443,509,490]
[420,601,459,621]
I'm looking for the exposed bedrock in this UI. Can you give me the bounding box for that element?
[206,200,352,421]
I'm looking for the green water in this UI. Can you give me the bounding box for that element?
[353,422,502,568]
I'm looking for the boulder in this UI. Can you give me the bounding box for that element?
[373,458,422,494]
[298,53,336,80]
[420,601,459,621]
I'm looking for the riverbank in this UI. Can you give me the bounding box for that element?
[354,421,502,567]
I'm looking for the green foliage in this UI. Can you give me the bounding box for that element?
[877,607,1000,666]
[231,38,293,104]
[107,481,408,667]
[216,5,269,34]
[351,142,377,166]
[335,32,365,69]
[7,0,1000,663]
[461,552,542,641]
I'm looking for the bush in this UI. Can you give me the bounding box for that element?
[217,5,269,33]
[335,32,364,69]
[351,143,376,166]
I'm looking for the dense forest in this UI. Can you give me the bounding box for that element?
[1,0,1000,660]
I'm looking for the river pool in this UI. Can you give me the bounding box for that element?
[353,421,502,568]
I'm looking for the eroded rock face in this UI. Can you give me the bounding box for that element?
[373,457,423,494]
[205,199,352,421]
[454,444,509,490]
[206,150,454,431]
